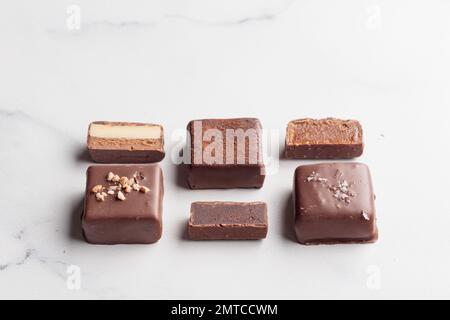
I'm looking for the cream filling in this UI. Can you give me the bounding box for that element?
[90,123,161,139]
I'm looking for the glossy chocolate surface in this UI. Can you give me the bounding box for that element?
[82,164,164,244]
[188,202,268,240]
[187,118,265,189]
[293,163,377,245]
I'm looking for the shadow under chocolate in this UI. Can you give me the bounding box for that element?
[69,196,85,242]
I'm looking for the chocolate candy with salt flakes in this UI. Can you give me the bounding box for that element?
[82,164,164,245]
[293,163,377,245]
[187,118,266,189]
[285,118,363,159]
[87,121,165,163]
[188,202,268,240]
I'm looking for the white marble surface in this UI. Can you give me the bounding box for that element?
[1,0,450,299]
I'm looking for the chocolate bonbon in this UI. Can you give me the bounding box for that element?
[293,163,377,245]
[82,164,164,244]
[186,118,265,189]
[87,121,165,163]
[285,118,363,159]
[188,202,268,240]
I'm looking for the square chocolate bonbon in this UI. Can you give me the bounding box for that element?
[82,164,164,244]
[188,202,268,240]
[87,121,165,163]
[186,118,265,189]
[286,118,363,159]
[293,163,377,245]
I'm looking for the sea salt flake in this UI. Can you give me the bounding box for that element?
[361,211,370,221]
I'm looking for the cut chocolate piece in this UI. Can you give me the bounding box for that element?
[82,164,164,244]
[186,118,265,189]
[87,121,165,163]
[293,163,377,245]
[188,202,268,240]
[285,118,363,159]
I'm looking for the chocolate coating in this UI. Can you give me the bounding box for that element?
[89,149,164,163]
[188,202,268,240]
[293,163,377,245]
[188,166,265,190]
[187,118,265,189]
[82,164,164,244]
[285,118,363,159]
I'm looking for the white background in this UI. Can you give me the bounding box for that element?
[0,0,449,299]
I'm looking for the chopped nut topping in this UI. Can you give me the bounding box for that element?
[119,177,129,186]
[106,172,114,181]
[133,172,144,181]
[92,171,150,201]
[91,185,103,193]
[95,192,107,201]
[117,191,126,201]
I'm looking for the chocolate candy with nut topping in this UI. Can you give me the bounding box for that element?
[87,121,165,163]
[187,118,266,189]
[188,202,268,240]
[285,118,363,159]
[82,164,164,244]
[293,163,377,245]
